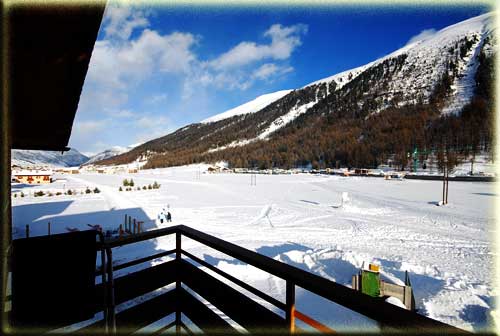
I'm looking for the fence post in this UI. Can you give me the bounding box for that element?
[404,286,413,310]
[105,247,116,333]
[286,280,295,333]
[175,231,182,335]
[25,224,29,238]
[48,222,51,236]
[175,231,181,333]
[124,214,127,231]
[128,216,132,233]
[442,170,446,204]
[133,219,136,234]
[445,170,449,204]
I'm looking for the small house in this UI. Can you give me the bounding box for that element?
[13,170,53,184]
[207,166,218,173]
[354,168,369,175]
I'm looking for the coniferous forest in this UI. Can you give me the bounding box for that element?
[99,35,495,171]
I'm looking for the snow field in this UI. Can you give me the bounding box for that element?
[11,165,496,332]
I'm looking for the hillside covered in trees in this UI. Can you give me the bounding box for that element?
[98,13,495,171]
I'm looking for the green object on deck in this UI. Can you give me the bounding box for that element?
[361,270,380,297]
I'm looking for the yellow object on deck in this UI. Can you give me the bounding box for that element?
[369,264,380,272]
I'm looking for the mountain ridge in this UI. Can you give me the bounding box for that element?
[11,149,89,168]
[84,143,142,165]
[97,12,496,170]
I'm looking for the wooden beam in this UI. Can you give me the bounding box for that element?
[98,225,469,334]
[177,225,468,333]
[182,249,286,310]
[286,281,295,333]
[95,260,177,308]
[0,6,12,329]
[178,288,235,334]
[179,259,287,333]
[294,310,336,333]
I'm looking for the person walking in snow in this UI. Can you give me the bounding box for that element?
[167,212,172,222]
[158,208,167,224]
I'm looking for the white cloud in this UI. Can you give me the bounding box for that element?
[406,28,437,45]
[87,29,197,91]
[109,109,135,118]
[73,120,109,135]
[210,23,307,70]
[148,93,168,104]
[89,141,113,154]
[77,87,129,113]
[252,63,293,81]
[137,115,168,129]
[183,61,294,98]
[102,4,150,41]
[74,8,307,151]
[181,23,305,98]
[135,115,174,142]
[86,16,304,103]
[70,120,111,153]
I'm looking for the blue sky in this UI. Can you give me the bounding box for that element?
[70,2,491,156]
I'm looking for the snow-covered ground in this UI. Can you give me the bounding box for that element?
[11,165,496,332]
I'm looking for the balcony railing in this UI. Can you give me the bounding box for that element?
[10,225,470,334]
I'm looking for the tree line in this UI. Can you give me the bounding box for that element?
[101,36,494,172]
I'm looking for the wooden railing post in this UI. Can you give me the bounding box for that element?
[286,280,295,333]
[100,245,108,334]
[175,231,181,334]
[105,247,116,334]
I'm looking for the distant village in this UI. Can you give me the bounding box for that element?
[11,165,139,185]
[12,156,495,186]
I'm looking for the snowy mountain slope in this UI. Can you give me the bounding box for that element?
[208,12,496,144]
[99,12,495,169]
[85,147,129,165]
[379,12,495,114]
[11,149,89,167]
[84,143,141,165]
[306,12,495,109]
[201,90,292,123]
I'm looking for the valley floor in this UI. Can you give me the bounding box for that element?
[11,164,497,332]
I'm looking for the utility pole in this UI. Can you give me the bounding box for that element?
[445,160,449,204]
[442,167,446,205]
[413,146,418,173]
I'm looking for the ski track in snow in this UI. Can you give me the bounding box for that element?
[11,166,495,332]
